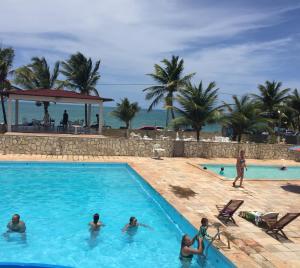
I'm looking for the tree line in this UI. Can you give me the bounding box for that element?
[1,47,300,141]
[144,56,300,141]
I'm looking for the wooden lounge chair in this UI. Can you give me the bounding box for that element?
[217,200,244,224]
[265,213,300,239]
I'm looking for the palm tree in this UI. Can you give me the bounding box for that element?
[252,81,290,121]
[143,55,195,127]
[174,81,221,141]
[111,98,140,129]
[288,89,300,131]
[223,95,270,142]
[14,57,59,116]
[60,52,100,126]
[0,47,14,124]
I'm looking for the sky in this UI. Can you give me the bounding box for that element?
[1,0,300,108]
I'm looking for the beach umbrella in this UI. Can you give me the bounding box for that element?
[288,145,300,152]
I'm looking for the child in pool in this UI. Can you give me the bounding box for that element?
[197,218,211,240]
[219,167,225,176]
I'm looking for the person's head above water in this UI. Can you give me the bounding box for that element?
[129,216,138,225]
[280,166,287,170]
[221,167,224,171]
[181,234,193,247]
[203,166,207,170]
[201,217,208,227]
[93,213,99,224]
[12,214,20,224]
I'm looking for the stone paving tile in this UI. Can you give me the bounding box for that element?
[0,154,299,267]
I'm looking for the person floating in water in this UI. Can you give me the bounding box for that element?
[219,167,225,176]
[233,150,247,188]
[180,234,203,266]
[89,213,105,232]
[280,166,287,171]
[198,218,211,240]
[6,214,26,233]
[122,216,151,234]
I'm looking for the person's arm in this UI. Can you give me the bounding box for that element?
[236,157,240,167]
[138,223,153,230]
[20,222,26,233]
[122,224,129,233]
[182,238,203,255]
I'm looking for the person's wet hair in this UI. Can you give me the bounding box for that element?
[181,234,189,247]
[201,218,208,226]
[203,166,207,170]
[221,167,224,171]
[129,216,137,224]
[93,213,99,224]
[13,214,20,220]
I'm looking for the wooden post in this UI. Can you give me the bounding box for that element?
[15,100,19,125]
[7,98,12,132]
[87,104,91,127]
[98,101,103,134]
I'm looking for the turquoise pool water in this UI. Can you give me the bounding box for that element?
[0,162,234,268]
[202,164,300,180]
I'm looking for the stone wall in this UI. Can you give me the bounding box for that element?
[0,134,174,157]
[184,141,300,160]
[0,134,299,160]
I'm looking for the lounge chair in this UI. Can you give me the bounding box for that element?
[217,200,244,224]
[265,213,300,239]
[239,211,279,227]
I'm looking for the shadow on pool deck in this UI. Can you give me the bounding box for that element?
[281,183,300,194]
[169,185,197,199]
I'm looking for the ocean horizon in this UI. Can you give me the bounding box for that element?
[0,101,220,132]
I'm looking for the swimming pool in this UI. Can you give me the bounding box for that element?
[202,164,300,180]
[0,162,234,268]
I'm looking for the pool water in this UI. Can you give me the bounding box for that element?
[203,164,300,180]
[0,162,234,268]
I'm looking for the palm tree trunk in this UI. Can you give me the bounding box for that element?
[196,128,200,142]
[43,102,49,115]
[165,109,169,127]
[238,134,242,143]
[1,94,7,125]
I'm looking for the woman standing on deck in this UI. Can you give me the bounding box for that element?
[233,150,247,187]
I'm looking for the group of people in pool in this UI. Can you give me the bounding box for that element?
[5,213,211,265]
[4,213,149,235]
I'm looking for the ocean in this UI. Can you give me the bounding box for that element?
[0,101,220,132]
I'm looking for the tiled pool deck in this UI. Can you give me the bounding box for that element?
[1,154,300,268]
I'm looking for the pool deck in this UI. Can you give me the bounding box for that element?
[0,154,300,268]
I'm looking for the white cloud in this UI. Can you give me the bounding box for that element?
[0,0,300,106]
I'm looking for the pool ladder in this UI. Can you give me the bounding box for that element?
[204,230,231,256]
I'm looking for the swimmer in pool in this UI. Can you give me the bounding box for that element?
[89,213,105,232]
[6,214,26,233]
[280,166,287,170]
[219,167,225,176]
[180,234,203,267]
[122,216,151,233]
